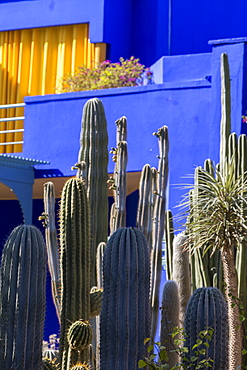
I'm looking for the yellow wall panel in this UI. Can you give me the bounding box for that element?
[0,23,107,153]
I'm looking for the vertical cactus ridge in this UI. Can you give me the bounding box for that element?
[110,116,128,234]
[43,181,61,320]
[100,227,150,370]
[172,233,190,325]
[220,52,231,177]
[184,287,229,370]
[77,97,108,287]
[151,126,169,338]
[67,320,92,351]
[0,225,46,370]
[116,116,127,142]
[136,164,157,247]
[160,280,180,368]
[90,287,103,317]
[59,177,91,369]
[164,209,174,281]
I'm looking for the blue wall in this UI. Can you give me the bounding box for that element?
[18,39,247,215]
[2,0,247,66]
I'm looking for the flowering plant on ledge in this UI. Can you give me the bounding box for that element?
[58,56,153,93]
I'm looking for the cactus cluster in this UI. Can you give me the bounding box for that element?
[1,50,240,370]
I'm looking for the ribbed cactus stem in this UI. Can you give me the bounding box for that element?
[90,287,103,317]
[172,233,190,325]
[184,287,229,369]
[100,227,150,370]
[160,280,180,368]
[110,140,128,232]
[0,225,46,370]
[151,126,169,338]
[67,320,92,351]
[136,164,157,247]
[77,97,108,287]
[43,181,61,320]
[110,116,128,233]
[95,242,106,369]
[59,178,91,369]
[220,52,231,177]
[164,209,174,281]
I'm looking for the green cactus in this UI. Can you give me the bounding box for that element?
[150,126,169,338]
[77,97,109,287]
[0,225,46,370]
[172,233,190,325]
[109,116,128,234]
[100,227,150,369]
[160,280,180,368]
[59,177,91,369]
[90,287,103,317]
[67,320,92,351]
[136,164,157,247]
[184,287,229,369]
[43,181,61,320]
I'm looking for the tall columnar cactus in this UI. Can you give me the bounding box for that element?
[184,287,229,369]
[77,97,109,287]
[43,181,61,320]
[172,233,191,325]
[59,177,91,369]
[150,126,169,338]
[136,164,157,247]
[100,227,150,370]
[160,280,180,368]
[136,126,169,339]
[0,225,46,370]
[109,116,128,234]
[164,209,174,281]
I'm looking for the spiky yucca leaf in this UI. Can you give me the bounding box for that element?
[181,160,247,255]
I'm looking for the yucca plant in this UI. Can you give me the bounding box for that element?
[180,159,247,370]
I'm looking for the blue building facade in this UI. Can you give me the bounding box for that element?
[1,0,247,341]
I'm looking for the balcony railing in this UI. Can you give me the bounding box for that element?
[0,103,25,147]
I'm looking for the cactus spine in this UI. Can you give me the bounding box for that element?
[100,227,150,369]
[0,225,46,370]
[184,287,229,369]
[160,280,180,368]
[59,178,91,369]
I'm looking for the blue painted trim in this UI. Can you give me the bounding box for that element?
[209,37,247,46]
[24,80,211,105]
